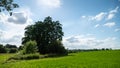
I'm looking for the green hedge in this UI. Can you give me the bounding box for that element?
[8,53,40,60]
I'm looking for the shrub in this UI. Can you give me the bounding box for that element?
[8,53,40,60]
[23,40,38,54]
[9,48,18,53]
[49,40,68,55]
[23,54,40,60]
[0,44,7,53]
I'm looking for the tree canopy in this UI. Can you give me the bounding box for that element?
[22,16,67,55]
[0,0,19,15]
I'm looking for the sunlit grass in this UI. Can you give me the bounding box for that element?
[0,50,120,68]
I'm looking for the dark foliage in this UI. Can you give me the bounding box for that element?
[18,45,23,51]
[22,16,67,55]
[68,48,112,53]
[9,48,18,53]
[8,54,39,60]
[0,44,7,53]
[48,40,68,55]
[4,44,18,53]
[0,0,19,15]
[5,44,17,48]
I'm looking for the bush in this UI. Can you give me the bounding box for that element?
[9,48,18,53]
[49,40,68,55]
[8,53,40,60]
[24,54,40,60]
[23,40,38,54]
[0,44,7,53]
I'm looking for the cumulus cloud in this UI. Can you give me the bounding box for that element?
[104,22,116,28]
[0,8,33,46]
[37,0,61,8]
[7,13,27,24]
[63,35,117,49]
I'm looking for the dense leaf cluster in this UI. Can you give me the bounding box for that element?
[22,16,67,55]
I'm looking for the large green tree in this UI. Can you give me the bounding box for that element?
[22,16,67,55]
[0,0,19,15]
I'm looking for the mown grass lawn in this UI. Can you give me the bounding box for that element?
[0,50,120,68]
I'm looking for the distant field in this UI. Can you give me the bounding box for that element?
[0,50,120,68]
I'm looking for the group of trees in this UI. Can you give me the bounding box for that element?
[68,48,112,53]
[0,44,18,53]
[22,16,67,55]
[0,0,67,55]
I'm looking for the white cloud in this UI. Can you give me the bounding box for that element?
[81,16,86,18]
[0,8,33,46]
[7,12,27,24]
[104,22,116,28]
[107,13,114,20]
[91,12,107,21]
[109,6,119,13]
[63,35,118,49]
[81,6,119,21]
[81,12,107,21]
[94,24,100,28]
[115,28,120,32]
[107,6,119,20]
[0,35,22,45]
[37,0,61,8]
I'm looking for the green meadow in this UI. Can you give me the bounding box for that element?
[0,50,120,68]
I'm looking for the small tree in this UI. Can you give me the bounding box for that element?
[23,40,38,54]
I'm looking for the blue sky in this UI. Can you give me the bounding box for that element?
[0,0,120,49]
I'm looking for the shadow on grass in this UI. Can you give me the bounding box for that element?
[2,53,75,64]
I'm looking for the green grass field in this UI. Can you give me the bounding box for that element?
[0,50,120,68]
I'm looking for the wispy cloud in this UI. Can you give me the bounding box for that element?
[107,6,119,20]
[115,28,120,32]
[109,6,119,13]
[81,6,119,21]
[94,24,100,28]
[81,12,107,21]
[104,22,116,28]
[91,12,107,21]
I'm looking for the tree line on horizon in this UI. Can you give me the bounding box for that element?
[0,44,18,53]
